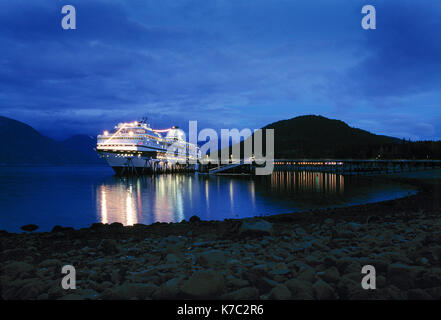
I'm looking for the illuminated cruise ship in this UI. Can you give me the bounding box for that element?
[96,119,200,175]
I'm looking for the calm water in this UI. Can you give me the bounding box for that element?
[0,166,416,232]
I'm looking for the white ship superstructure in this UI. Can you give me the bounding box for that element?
[96,119,200,174]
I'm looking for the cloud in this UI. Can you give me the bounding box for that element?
[0,0,439,140]
[339,1,441,100]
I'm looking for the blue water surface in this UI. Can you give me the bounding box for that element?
[0,166,416,232]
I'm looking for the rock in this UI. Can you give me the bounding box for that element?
[258,277,278,292]
[335,257,355,273]
[98,239,120,255]
[51,226,74,233]
[269,284,291,300]
[152,276,184,299]
[305,253,322,266]
[408,289,433,300]
[346,222,362,232]
[270,269,291,276]
[192,241,213,248]
[252,264,269,273]
[243,269,277,293]
[189,215,201,223]
[165,253,182,265]
[39,259,61,268]
[335,230,354,239]
[196,250,226,268]
[59,293,84,300]
[109,222,124,229]
[37,293,49,300]
[387,263,423,290]
[336,275,360,299]
[297,266,316,283]
[111,269,121,283]
[3,261,34,279]
[164,235,181,243]
[181,270,224,298]
[324,255,338,268]
[166,243,185,254]
[20,224,39,232]
[0,248,29,261]
[428,287,441,299]
[343,261,362,274]
[384,285,407,300]
[3,278,46,299]
[221,287,260,300]
[51,225,64,233]
[295,227,306,235]
[94,281,113,292]
[48,284,64,299]
[285,279,314,299]
[375,251,413,264]
[329,248,346,258]
[126,269,150,283]
[319,266,340,284]
[239,219,273,237]
[418,268,441,288]
[377,275,386,288]
[78,289,100,300]
[229,278,250,288]
[112,282,158,299]
[313,279,337,300]
[90,222,105,230]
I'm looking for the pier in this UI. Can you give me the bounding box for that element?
[200,159,441,175]
[116,157,441,176]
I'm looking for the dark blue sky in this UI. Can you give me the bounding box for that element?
[0,0,440,140]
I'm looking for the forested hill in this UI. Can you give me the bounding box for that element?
[231,115,440,159]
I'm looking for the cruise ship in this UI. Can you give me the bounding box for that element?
[96,119,200,175]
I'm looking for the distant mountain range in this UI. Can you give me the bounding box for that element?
[0,116,103,165]
[1,115,440,164]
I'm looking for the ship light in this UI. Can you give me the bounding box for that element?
[129,131,134,136]
[103,131,109,136]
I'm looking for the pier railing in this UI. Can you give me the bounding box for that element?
[272,159,441,175]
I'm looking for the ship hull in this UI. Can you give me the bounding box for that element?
[98,151,198,175]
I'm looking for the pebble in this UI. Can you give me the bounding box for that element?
[2,199,441,300]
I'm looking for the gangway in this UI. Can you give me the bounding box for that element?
[208,158,254,174]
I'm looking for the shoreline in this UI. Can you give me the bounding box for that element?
[1,175,440,300]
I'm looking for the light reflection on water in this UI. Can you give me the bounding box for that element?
[269,171,344,194]
[97,175,196,225]
[0,167,416,232]
[94,170,412,227]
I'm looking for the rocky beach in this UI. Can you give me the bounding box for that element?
[1,175,440,300]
